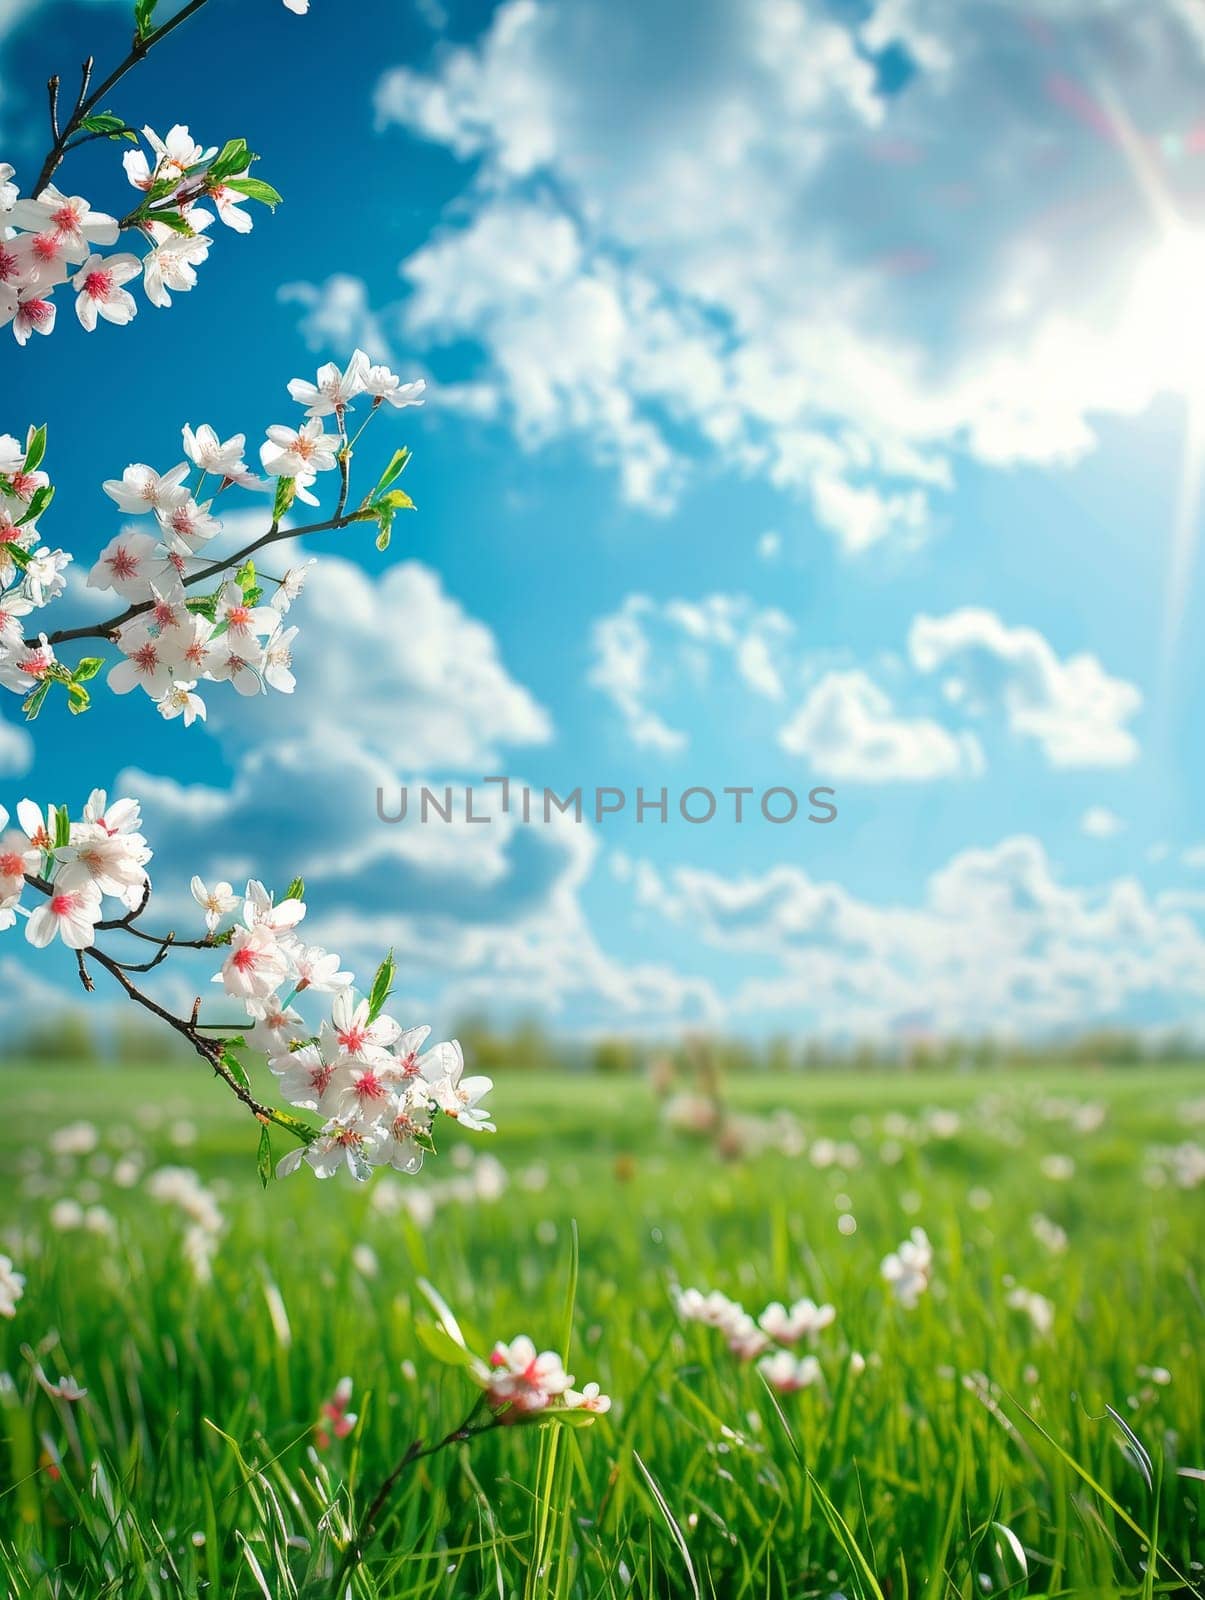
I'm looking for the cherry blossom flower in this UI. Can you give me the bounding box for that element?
[56,823,150,901]
[206,637,265,695]
[758,1351,822,1394]
[758,1297,836,1344]
[245,994,305,1056]
[123,125,213,192]
[364,367,426,409]
[157,496,221,552]
[0,809,39,895]
[0,633,55,691]
[103,462,191,514]
[22,545,71,605]
[191,875,239,932]
[108,625,178,697]
[483,1337,573,1414]
[218,923,290,1000]
[262,623,297,692]
[87,531,160,598]
[16,799,53,850]
[156,677,206,725]
[0,591,33,652]
[315,1376,357,1449]
[278,1121,373,1181]
[182,424,263,487]
[287,350,369,418]
[242,878,305,935]
[259,418,338,479]
[327,990,400,1061]
[73,252,141,330]
[25,881,103,949]
[565,1382,612,1413]
[215,580,276,642]
[8,184,119,256]
[143,232,212,308]
[10,288,57,344]
[881,1228,933,1309]
[279,940,351,993]
[208,177,253,233]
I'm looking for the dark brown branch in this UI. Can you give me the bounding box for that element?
[29,510,359,650]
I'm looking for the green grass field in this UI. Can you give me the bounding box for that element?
[1,1061,1202,1598]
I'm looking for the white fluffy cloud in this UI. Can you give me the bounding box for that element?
[778,668,983,781]
[629,834,1205,1036]
[908,607,1142,768]
[366,0,1205,544]
[0,708,31,776]
[1081,806,1125,839]
[214,557,552,770]
[588,593,793,752]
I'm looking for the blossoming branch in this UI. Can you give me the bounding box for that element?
[1,349,424,724]
[1,788,493,1184]
[2,0,313,343]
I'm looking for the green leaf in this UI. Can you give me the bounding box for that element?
[21,680,50,720]
[66,683,90,715]
[134,0,157,41]
[374,488,415,513]
[284,877,305,904]
[53,805,71,849]
[220,1048,250,1093]
[140,208,195,236]
[17,482,53,526]
[269,1109,319,1146]
[224,175,282,208]
[78,112,136,142]
[72,657,105,683]
[367,949,395,1022]
[1,540,30,571]
[371,447,411,500]
[23,424,46,473]
[207,138,251,183]
[374,516,392,553]
[256,1126,272,1190]
[272,476,296,523]
[414,1319,476,1370]
[186,593,219,621]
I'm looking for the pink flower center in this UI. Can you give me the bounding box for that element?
[232,946,259,972]
[354,1071,386,1102]
[32,234,61,263]
[50,204,79,234]
[0,850,25,876]
[0,244,17,280]
[338,1024,368,1053]
[21,651,50,678]
[109,548,138,579]
[226,604,251,630]
[23,300,52,327]
[132,643,159,671]
[84,269,113,300]
[50,892,81,917]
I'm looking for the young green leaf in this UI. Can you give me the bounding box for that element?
[23,424,47,473]
[78,112,136,142]
[54,805,71,849]
[22,679,51,720]
[370,447,411,500]
[72,658,105,683]
[17,482,54,525]
[207,138,251,183]
[367,950,395,1022]
[220,1048,250,1093]
[1,540,30,571]
[256,1126,272,1190]
[66,683,91,715]
[224,176,282,208]
[284,877,305,904]
[134,0,158,41]
[272,476,296,523]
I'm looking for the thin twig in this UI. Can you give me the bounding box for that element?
[32,2,211,195]
[28,509,361,650]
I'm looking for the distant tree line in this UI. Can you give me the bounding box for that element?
[4,1009,1198,1073]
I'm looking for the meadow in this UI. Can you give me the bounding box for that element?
[0,1060,1201,1598]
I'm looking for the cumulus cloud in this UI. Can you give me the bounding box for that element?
[628,835,1205,1036]
[362,0,1205,544]
[588,593,794,751]
[0,708,32,776]
[1081,806,1125,839]
[213,557,553,770]
[277,274,394,363]
[908,607,1142,767]
[778,668,983,781]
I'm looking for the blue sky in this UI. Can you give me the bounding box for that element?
[5,0,1205,1042]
